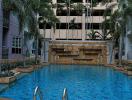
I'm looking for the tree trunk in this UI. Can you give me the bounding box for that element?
[119,33,123,66]
[66,7,68,40]
[43,24,46,62]
[22,31,26,67]
[35,36,38,64]
[109,40,114,64]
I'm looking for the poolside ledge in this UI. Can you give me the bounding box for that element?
[15,66,34,73]
[0,76,16,84]
[14,63,48,73]
[113,66,132,76]
[105,64,132,76]
[0,98,12,100]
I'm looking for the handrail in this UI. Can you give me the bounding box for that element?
[33,86,43,100]
[62,88,68,100]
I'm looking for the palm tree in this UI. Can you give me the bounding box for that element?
[69,18,76,39]
[24,0,57,63]
[60,0,75,40]
[102,10,121,64]
[102,0,132,65]
[116,0,132,66]
[2,0,58,62]
[73,3,85,40]
[2,0,10,30]
[37,0,59,62]
[85,0,98,40]
[2,0,27,68]
[38,15,59,62]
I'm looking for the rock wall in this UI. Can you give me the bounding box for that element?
[49,41,108,65]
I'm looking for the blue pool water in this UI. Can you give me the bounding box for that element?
[0,64,132,100]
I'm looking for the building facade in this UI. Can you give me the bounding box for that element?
[39,0,117,64]
[0,0,36,61]
[40,0,117,41]
[0,0,119,64]
[122,0,132,61]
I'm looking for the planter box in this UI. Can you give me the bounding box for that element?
[126,71,132,76]
[0,75,16,84]
[15,67,34,73]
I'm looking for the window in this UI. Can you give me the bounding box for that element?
[57,0,82,3]
[71,0,82,2]
[32,42,36,54]
[57,9,82,16]
[56,23,82,29]
[85,9,111,16]
[39,23,51,29]
[69,23,82,29]
[70,10,82,16]
[12,37,21,54]
[85,23,100,29]
[86,0,103,3]
[56,9,67,16]
[56,23,67,29]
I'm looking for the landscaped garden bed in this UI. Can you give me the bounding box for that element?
[0,59,41,83]
[112,65,132,76]
[0,71,16,84]
[15,66,34,73]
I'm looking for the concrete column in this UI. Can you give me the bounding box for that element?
[124,16,132,60]
[41,40,44,63]
[82,0,86,41]
[45,40,49,62]
[41,39,49,63]
[107,41,114,64]
[124,32,128,60]
[51,0,57,41]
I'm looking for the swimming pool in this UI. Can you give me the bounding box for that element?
[0,64,132,100]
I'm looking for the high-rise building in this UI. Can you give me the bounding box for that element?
[39,0,118,64]
[40,0,117,41]
[0,0,36,60]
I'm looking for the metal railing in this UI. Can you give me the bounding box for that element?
[33,86,43,100]
[62,88,68,100]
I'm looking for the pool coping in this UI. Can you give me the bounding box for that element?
[105,64,132,76]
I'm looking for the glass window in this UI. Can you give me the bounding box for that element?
[12,37,21,54]
[57,0,82,3]
[85,23,100,29]
[56,23,82,29]
[32,42,36,54]
[57,9,82,16]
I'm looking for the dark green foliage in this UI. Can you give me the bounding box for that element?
[0,71,14,77]
[0,59,36,72]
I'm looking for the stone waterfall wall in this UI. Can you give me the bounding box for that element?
[49,41,108,65]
